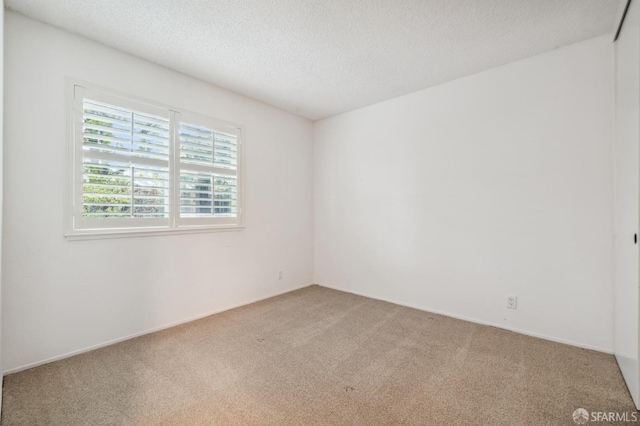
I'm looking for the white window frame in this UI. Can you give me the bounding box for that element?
[65,81,245,240]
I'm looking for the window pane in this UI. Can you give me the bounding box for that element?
[82,159,132,218]
[72,87,244,235]
[179,122,238,171]
[213,132,238,171]
[82,159,170,219]
[180,171,237,218]
[180,170,213,217]
[133,112,170,161]
[83,100,170,162]
[213,174,238,216]
[132,164,171,218]
[81,98,170,220]
[83,100,133,154]
[179,123,214,166]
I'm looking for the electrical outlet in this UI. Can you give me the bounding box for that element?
[507,295,517,309]
[278,270,283,280]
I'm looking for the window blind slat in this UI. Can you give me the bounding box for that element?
[83,149,169,169]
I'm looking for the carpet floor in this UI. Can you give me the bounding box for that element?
[1,285,636,425]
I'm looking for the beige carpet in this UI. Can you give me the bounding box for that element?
[1,285,636,425]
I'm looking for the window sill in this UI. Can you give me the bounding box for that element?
[64,225,245,241]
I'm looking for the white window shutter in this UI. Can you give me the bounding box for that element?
[80,96,171,226]
[68,84,244,238]
[177,117,241,226]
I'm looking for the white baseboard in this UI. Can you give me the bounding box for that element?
[3,283,314,376]
[6,281,611,376]
[317,283,613,354]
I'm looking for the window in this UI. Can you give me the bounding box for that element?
[67,84,243,239]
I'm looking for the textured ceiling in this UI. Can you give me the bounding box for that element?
[7,0,622,120]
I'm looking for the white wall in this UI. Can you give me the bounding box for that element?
[3,12,314,373]
[314,35,615,352]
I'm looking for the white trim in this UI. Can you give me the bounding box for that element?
[236,131,246,227]
[83,150,170,169]
[317,283,613,354]
[64,79,76,236]
[170,110,179,229]
[4,283,610,375]
[177,162,237,175]
[64,224,246,240]
[3,283,314,376]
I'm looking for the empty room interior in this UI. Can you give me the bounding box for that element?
[3,0,640,424]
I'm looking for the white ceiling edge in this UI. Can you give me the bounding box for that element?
[5,0,624,120]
